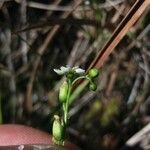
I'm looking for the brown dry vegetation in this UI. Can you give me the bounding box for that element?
[0,0,150,149]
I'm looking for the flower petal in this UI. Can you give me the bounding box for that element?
[60,66,70,73]
[75,68,85,74]
[54,66,85,75]
[53,69,64,75]
[72,66,79,70]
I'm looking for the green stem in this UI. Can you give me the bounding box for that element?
[64,79,72,125]
[63,75,93,125]
[72,75,93,86]
[85,76,93,84]
[72,76,86,85]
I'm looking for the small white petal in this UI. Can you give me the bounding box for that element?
[75,68,85,74]
[61,66,70,73]
[72,66,79,70]
[54,69,64,75]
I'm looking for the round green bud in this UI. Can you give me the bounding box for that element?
[88,68,99,78]
[66,72,74,80]
[52,115,64,141]
[59,81,68,103]
[89,82,97,91]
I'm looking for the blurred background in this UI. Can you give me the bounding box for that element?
[0,0,149,149]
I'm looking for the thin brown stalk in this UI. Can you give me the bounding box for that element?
[88,0,150,70]
[72,0,150,105]
[126,123,150,147]
[14,0,125,11]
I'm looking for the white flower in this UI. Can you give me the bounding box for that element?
[54,66,85,75]
[53,69,64,75]
[60,66,70,72]
[54,66,70,75]
[72,66,85,74]
[74,67,85,74]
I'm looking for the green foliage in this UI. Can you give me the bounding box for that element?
[85,100,102,122]
[53,66,99,145]
[101,99,119,126]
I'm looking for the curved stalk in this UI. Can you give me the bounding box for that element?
[72,76,86,85]
[72,75,93,85]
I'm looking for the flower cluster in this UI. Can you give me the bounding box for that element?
[54,66,85,75]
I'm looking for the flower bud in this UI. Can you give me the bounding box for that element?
[66,72,74,80]
[89,82,97,91]
[88,68,99,78]
[59,81,68,103]
[52,115,64,142]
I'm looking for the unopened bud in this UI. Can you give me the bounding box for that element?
[52,115,64,142]
[88,68,99,78]
[89,82,97,91]
[59,81,68,103]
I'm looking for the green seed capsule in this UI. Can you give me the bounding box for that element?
[88,68,99,78]
[59,81,68,103]
[89,82,97,91]
[52,115,64,141]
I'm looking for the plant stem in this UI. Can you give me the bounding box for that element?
[85,76,93,84]
[72,76,86,85]
[63,75,93,125]
[72,75,93,86]
[64,79,72,125]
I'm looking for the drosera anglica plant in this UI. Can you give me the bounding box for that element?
[52,66,99,145]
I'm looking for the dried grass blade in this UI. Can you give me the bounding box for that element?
[88,0,150,70]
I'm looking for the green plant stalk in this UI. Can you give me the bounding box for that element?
[69,76,93,105]
[72,76,86,85]
[64,79,72,125]
[64,76,91,124]
[53,67,99,145]
[69,80,89,104]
